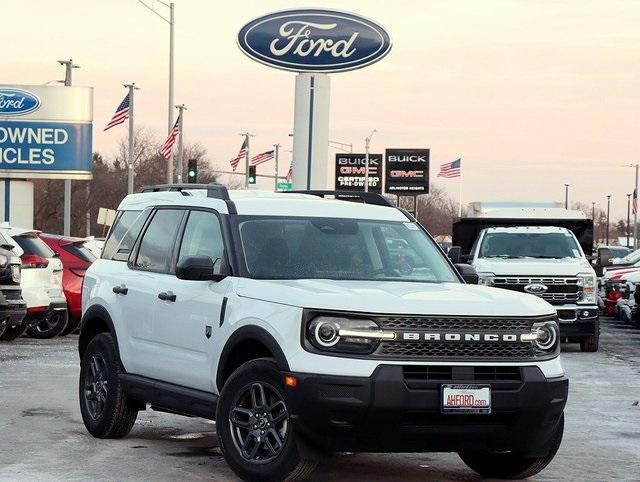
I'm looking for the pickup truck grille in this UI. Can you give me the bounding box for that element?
[492,277,581,305]
[379,342,533,359]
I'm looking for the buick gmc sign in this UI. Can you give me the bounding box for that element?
[237,9,392,73]
[385,148,430,194]
[0,85,93,180]
[0,88,41,116]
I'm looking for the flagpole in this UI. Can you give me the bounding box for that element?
[458,158,463,218]
[634,163,638,248]
[240,132,253,188]
[273,144,280,191]
[123,83,139,194]
[175,104,187,182]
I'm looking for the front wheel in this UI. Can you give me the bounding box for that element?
[26,310,68,339]
[0,323,28,341]
[216,359,316,482]
[459,415,564,479]
[580,332,599,352]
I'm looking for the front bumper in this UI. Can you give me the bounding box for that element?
[0,301,27,329]
[555,304,599,340]
[286,364,568,457]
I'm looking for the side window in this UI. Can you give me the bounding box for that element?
[102,210,149,261]
[178,210,226,273]
[134,209,184,272]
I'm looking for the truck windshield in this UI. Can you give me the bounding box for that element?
[234,216,459,283]
[479,232,581,259]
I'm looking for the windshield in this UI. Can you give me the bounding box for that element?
[234,216,459,283]
[479,232,581,259]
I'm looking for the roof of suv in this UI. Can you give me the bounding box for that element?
[483,226,572,234]
[118,190,409,222]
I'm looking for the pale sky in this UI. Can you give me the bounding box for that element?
[5,0,639,218]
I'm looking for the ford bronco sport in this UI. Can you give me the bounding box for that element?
[79,184,568,481]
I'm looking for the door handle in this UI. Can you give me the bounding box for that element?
[158,291,176,302]
[112,285,128,295]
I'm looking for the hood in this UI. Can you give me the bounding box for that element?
[235,279,554,317]
[473,257,594,276]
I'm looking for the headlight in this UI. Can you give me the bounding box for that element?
[526,320,559,354]
[306,316,394,354]
[477,272,495,286]
[577,273,596,304]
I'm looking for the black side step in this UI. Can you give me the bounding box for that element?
[119,373,218,420]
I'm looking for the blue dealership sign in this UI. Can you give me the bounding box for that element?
[0,88,41,116]
[237,9,392,73]
[0,121,92,173]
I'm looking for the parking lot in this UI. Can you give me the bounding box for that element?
[0,317,637,481]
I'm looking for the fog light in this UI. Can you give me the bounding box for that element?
[582,310,590,318]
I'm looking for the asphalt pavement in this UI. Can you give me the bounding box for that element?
[1,317,639,481]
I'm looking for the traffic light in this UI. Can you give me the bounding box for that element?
[248,165,257,184]
[187,158,198,184]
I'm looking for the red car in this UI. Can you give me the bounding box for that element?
[39,234,96,335]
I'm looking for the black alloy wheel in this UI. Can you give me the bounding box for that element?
[26,310,68,339]
[229,381,289,464]
[83,354,109,420]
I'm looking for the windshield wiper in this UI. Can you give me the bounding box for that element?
[483,255,525,259]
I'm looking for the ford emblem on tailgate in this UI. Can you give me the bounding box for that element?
[237,9,392,73]
[524,283,548,295]
[0,88,41,116]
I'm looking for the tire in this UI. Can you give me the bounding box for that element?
[26,310,68,339]
[216,358,316,482]
[0,323,28,341]
[459,415,564,479]
[580,333,599,352]
[0,321,6,339]
[79,333,138,438]
[61,315,81,336]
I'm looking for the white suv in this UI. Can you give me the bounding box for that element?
[79,184,568,481]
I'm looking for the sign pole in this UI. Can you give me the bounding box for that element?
[123,83,139,194]
[58,59,80,236]
[175,104,187,182]
[273,144,280,191]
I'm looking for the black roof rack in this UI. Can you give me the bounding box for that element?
[138,183,231,201]
[288,190,395,208]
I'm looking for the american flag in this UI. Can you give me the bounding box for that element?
[160,115,181,160]
[438,158,461,178]
[633,188,638,215]
[230,139,248,171]
[250,150,275,166]
[104,93,130,131]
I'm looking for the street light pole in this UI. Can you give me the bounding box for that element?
[239,132,254,188]
[58,59,80,236]
[136,0,175,183]
[175,104,187,182]
[606,195,611,245]
[364,129,376,193]
[123,83,139,194]
[592,201,596,243]
[627,193,631,247]
[634,164,639,248]
[273,144,280,191]
[564,184,569,209]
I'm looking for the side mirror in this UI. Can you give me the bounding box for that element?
[447,246,462,264]
[600,252,612,267]
[176,255,229,281]
[455,263,479,284]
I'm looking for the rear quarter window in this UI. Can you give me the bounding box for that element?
[14,236,55,258]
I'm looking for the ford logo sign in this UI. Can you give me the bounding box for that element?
[0,88,41,116]
[524,283,548,295]
[237,9,392,73]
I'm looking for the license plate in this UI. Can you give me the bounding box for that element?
[442,384,491,414]
[11,265,20,283]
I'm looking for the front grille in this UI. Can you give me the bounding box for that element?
[378,341,534,360]
[403,365,522,383]
[492,276,581,305]
[378,317,531,331]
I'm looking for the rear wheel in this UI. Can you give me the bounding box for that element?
[79,333,138,438]
[0,323,28,341]
[459,415,564,479]
[26,310,68,339]
[216,359,316,481]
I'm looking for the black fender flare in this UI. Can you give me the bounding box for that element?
[216,325,290,391]
[78,305,122,367]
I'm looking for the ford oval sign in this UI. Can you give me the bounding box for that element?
[524,283,548,295]
[0,88,41,116]
[237,9,392,73]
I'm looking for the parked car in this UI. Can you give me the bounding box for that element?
[592,245,633,277]
[40,234,96,335]
[0,241,27,341]
[82,237,105,259]
[80,185,567,481]
[0,224,68,339]
[600,267,640,317]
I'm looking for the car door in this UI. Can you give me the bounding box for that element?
[150,208,232,392]
[120,208,186,378]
